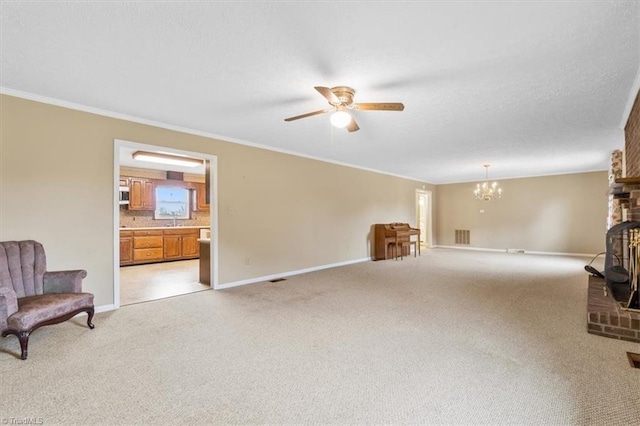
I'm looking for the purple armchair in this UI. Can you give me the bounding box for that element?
[0,241,94,360]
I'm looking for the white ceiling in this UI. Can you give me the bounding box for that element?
[1,1,638,184]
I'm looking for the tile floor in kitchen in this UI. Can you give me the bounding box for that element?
[120,259,210,306]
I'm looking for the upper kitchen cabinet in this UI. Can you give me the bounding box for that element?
[193,182,210,212]
[129,177,155,210]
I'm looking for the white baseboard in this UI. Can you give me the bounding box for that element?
[432,245,596,257]
[216,257,371,290]
[524,250,597,257]
[433,245,506,253]
[95,304,117,313]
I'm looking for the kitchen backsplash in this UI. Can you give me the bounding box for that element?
[120,166,209,228]
[120,207,210,228]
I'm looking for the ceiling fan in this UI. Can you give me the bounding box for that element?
[284,86,404,133]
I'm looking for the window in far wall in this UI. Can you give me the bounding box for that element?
[154,186,190,220]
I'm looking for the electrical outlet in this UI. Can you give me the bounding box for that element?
[244,257,250,266]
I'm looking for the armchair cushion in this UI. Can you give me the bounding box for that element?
[7,293,94,332]
[0,286,19,331]
[44,270,87,294]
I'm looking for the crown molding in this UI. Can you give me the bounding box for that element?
[0,87,435,186]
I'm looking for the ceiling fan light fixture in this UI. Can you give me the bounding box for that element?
[330,110,352,128]
[283,85,404,133]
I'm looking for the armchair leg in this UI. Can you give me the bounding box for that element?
[86,306,95,329]
[18,331,29,360]
[1,330,30,360]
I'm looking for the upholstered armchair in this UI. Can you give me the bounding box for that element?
[0,240,95,360]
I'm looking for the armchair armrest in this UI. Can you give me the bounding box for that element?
[0,286,19,331]
[43,270,87,294]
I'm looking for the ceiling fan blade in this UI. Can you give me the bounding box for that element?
[346,117,360,133]
[284,109,329,122]
[353,103,405,111]
[315,86,340,105]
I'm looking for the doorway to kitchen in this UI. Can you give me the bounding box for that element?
[113,139,218,308]
[416,189,433,249]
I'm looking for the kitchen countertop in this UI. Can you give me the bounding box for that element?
[120,226,210,231]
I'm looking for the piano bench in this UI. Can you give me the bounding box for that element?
[389,240,419,260]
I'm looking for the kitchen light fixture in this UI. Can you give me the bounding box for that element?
[330,109,352,128]
[132,151,203,168]
[474,164,503,201]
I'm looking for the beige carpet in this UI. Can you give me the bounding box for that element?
[1,249,639,425]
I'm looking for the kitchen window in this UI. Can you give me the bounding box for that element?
[154,187,190,220]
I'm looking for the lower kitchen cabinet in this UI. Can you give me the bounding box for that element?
[163,235,182,259]
[182,234,199,257]
[120,228,202,266]
[120,231,133,265]
[163,228,200,260]
[133,230,164,263]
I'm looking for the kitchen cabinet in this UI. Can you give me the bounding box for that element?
[163,228,200,260]
[119,230,133,265]
[129,178,155,211]
[132,230,163,263]
[192,182,210,212]
[120,228,203,266]
[182,233,199,257]
[163,235,182,259]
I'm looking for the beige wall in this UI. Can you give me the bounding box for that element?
[435,171,608,254]
[0,95,434,307]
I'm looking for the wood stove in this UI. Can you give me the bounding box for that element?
[605,221,640,310]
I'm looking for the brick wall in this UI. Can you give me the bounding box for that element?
[625,91,640,177]
[624,90,640,221]
[587,276,640,343]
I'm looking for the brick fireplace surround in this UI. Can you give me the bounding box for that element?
[587,90,640,342]
[587,276,640,343]
[624,90,640,220]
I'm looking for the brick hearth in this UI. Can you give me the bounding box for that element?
[587,276,640,343]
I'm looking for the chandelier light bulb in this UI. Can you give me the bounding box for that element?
[330,110,352,128]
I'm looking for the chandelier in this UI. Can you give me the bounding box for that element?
[474,164,503,201]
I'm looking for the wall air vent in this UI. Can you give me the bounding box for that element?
[455,230,470,245]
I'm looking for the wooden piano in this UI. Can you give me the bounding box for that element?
[374,223,421,260]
